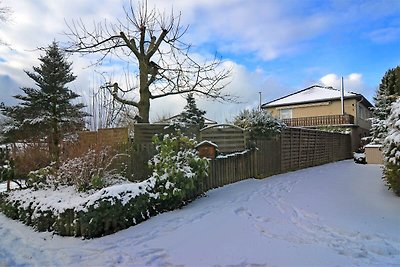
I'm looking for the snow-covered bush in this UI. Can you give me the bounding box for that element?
[26,165,55,190]
[148,131,209,209]
[383,99,400,196]
[56,146,127,191]
[25,146,127,192]
[233,108,285,139]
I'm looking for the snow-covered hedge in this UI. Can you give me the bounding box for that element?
[0,180,158,237]
[0,132,209,237]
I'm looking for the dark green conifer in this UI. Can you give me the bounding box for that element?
[0,41,87,162]
[371,66,400,143]
[180,93,206,129]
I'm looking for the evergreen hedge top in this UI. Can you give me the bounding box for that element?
[2,180,156,217]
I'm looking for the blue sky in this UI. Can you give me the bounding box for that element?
[1,0,400,122]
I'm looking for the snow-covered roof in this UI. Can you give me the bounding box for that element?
[156,114,217,125]
[195,140,218,148]
[262,85,371,108]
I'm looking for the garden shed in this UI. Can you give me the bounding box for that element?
[196,140,218,159]
[365,144,384,164]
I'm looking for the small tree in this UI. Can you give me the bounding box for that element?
[179,93,206,128]
[371,66,400,144]
[233,108,285,139]
[383,98,400,196]
[0,41,87,163]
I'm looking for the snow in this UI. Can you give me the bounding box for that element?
[195,140,218,148]
[4,180,154,216]
[216,149,250,159]
[365,144,383,148]
[0,181,19,192]
[264,85,358,107]
[0,160,399,266]
[353,152,366,161]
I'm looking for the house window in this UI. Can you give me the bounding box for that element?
[357,105,368,120]
[280,109,292,119]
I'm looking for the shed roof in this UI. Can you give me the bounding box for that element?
[195,140,218,148]
[262,85,373,108]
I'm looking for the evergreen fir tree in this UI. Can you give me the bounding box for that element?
[371,66,400,143]
[383,99,400,196]
[0,41,87,162]
[179,93,206,129]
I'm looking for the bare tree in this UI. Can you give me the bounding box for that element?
[65,0,232,123]
[86,83,138,130]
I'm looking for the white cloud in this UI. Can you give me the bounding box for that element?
[173,1,330,60]
[148,61,283,123]
[319,73,365,93]
[367,27,400,44]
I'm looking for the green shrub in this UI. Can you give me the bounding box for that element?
[383,163,400,196]
[26,165,55,189]
[148,131,209,210]
[233,108,285,139]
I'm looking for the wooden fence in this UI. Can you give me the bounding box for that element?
[200,151,257,192]
[199,124,247,153]
[124,126,351,193]
[133,123,200,144]
[78,128,129,148]
[280,128,351,172]
[201,127,352,192]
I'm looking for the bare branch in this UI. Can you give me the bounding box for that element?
[64,0,232,122]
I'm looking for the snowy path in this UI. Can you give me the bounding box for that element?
[1,160,399,266]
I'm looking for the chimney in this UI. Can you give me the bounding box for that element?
[341,77,345,115]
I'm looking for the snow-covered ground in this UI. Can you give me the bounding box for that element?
[0,160,399,266]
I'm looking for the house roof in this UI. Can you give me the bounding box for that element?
[156,114,218,125]
[262,85,373,108]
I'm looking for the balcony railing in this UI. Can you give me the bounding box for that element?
[282,114,355,127]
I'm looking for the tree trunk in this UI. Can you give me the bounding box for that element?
[138,60,150,123]
[51,119,60,165]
